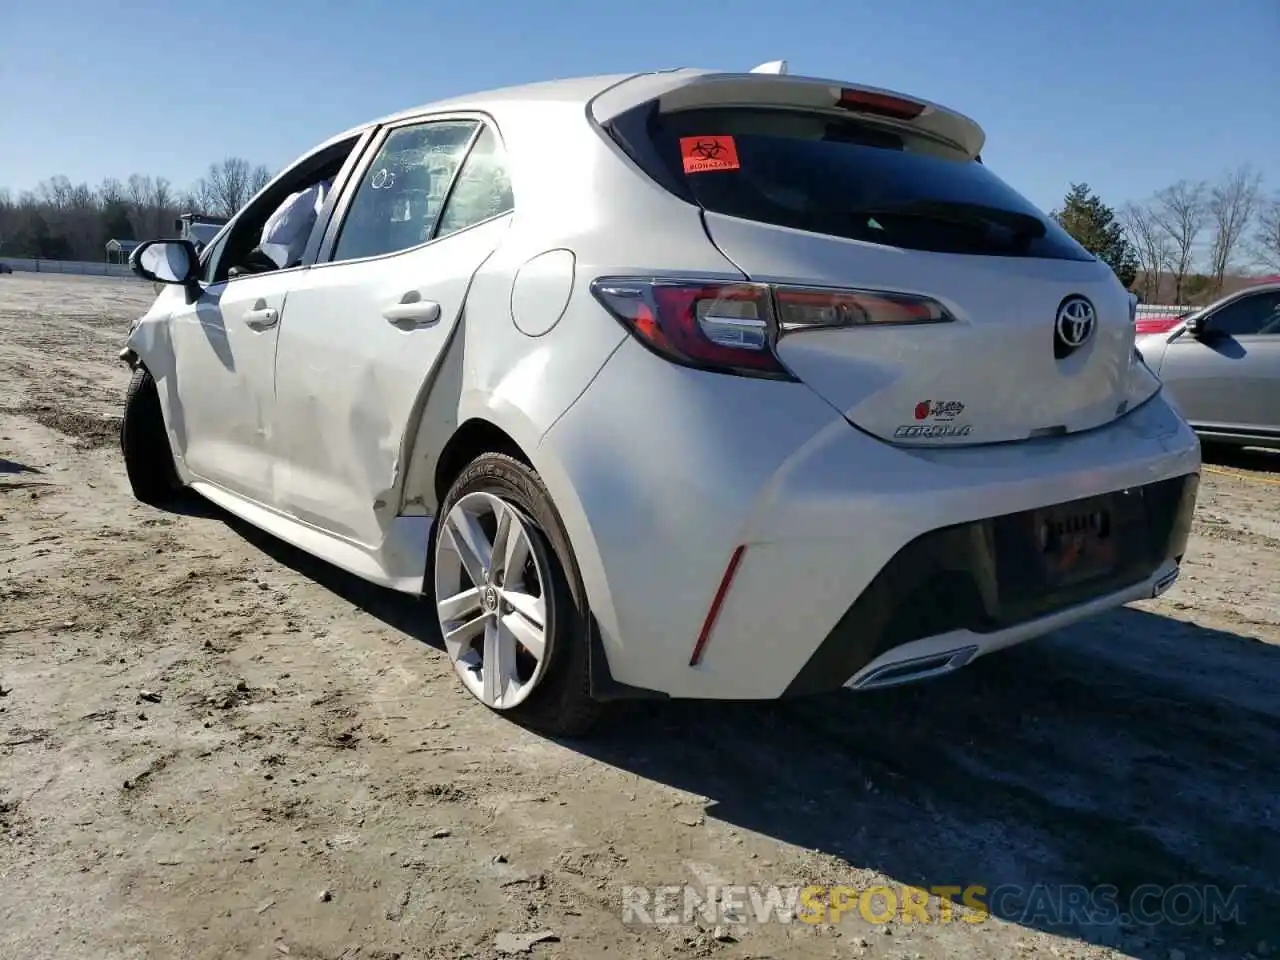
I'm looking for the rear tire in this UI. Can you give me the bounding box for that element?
[430,452,601,737]
[120,366,179,506]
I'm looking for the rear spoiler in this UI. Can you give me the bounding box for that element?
[590,69,986,159]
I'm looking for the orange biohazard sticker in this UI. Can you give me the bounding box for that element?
[680,136,740,174]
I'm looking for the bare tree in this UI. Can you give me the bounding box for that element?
[1121,201,1173,302]
[1253,194,1280,273]
[249,163,272,197]
[125,173,155,236]
[195,158,250,218]
[175,188,206,216]
[22,176,100,258]
[68,182,95,209]
[98,178,126,207]
[1206,164,1262,291]
[119,173,182,239]
[188,177,217,216]
[98,178,134,244]
[190,158,275,218]
[150,177,173,213]
[1152,180,1208,305]
[195,158,245,218]
[0,156,275,260]
[38,175,74,209]
[0,188,14,253]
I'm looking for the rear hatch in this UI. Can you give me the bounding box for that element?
[603,76,1135,446]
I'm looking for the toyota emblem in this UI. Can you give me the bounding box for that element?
[1054,296,1096,357]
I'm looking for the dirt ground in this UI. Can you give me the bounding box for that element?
[2,273,1278,960]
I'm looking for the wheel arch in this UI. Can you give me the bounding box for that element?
[419,398,629,697]
[433,417,531,508]
[424,397,608,607]
[123,301,194,476]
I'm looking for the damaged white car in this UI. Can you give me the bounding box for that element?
[120,64,1200,736]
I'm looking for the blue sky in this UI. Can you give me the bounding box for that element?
[1,0,1276,215]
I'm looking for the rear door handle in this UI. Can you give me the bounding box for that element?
[383,294,441,329]
[244,306,279,330]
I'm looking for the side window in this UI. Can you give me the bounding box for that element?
[1263,295,1280,335]
[200,232,228,284]
[331,120,478,263]
[1210,292,1280,336]
[210,135,360,283]
[436,125,514,239]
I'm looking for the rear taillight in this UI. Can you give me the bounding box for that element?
[591,279,791,378]
[591,278,955,379]
[774,287,953,331]
[1134,316,1182,335]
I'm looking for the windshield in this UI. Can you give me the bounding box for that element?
[620,106,1094,261]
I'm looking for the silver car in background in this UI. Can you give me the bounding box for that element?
[1136,281,1280,450]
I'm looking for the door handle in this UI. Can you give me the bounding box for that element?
[382,294,441,329]
[244,305,279,330]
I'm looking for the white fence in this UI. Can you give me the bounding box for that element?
[0,257,140,279]
[1136,304,1190,317]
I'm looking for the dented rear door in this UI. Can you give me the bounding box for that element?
[271,119,512,547]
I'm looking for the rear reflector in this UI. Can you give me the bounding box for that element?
[689,545,746,666]
[837,88,926,120]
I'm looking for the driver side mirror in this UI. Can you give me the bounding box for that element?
[1183,313,1205,338]
[130,239,199,286]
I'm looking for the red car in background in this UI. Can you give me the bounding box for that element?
[1136,275,1280,334]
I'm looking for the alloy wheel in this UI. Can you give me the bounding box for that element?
[433,491,550,709]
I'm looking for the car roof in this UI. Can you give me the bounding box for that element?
[375,72,644,126]
[1174,281,1280,322]
[318,67,985,156]
[1212,280,1280,303]
[317,72,645,146]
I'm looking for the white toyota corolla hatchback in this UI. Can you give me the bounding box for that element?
[120,65,1200,736]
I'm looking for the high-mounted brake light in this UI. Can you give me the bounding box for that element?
[837,88,926,121]
[591,278,954,378]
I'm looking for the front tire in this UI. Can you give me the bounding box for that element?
[430,453,600,737]
[120,366,179,506]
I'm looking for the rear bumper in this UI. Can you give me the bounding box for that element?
[841,560,1180,694]
[541,338,1202,701]
[785,472,1197,695]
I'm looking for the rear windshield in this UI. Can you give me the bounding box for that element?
[609,105,1093,261]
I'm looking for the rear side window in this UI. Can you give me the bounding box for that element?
[436,125,514,239]
[331,120,479,263]
[613,106,1092,261]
